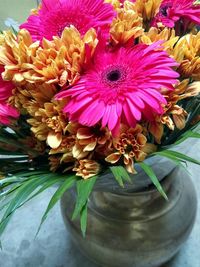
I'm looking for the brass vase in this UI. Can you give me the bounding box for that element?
[60,164,197,267]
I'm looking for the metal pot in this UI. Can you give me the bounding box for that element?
[61,167,197,267]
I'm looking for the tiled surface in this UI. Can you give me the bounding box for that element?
[0,141,200,267]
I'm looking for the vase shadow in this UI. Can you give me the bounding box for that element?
[160,251,181,267]
[67,238,99,267]
[67,237,182,267]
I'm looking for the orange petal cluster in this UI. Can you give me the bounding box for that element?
[110,1,144,45]
[106,124,151,173]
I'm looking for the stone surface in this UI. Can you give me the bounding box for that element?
[0,141,200,267]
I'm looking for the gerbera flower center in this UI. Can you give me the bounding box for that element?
[56,15,87,36]
[107,70,121,82]
[102,65,127,88]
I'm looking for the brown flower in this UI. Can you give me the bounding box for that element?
[49,155,62,172]
[28,99,67,143]
[49,135,75,163]
[106,124,151,173]
[149,80,200,143]
[67,123,112,160]
[110,1,143,45]
[73,159,100,179]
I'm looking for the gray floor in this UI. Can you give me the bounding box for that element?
[0,141,199,267]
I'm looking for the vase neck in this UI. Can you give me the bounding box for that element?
[89,174,182,221]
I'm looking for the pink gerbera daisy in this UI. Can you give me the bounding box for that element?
[20,0,116,41]
[56,42,179,135]
[0,67,19,125]
[0,103,19,125]
[152,0,200,28]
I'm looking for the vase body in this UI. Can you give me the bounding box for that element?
[60,167,197,267]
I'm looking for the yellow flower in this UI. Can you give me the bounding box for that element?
[26,26,98,86]
[28,100,67,143]
[110,1,144,45]
[141,27,179,54]
[173,32,200,80]
[0,27,98,87]
[135,0,162,21]
[0,30,39,84]
[106,124,150,173]
[73,159,100,179]
[104,0,121,9]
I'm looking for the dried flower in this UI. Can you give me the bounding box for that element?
[106,124,151,173]
[71,123,112,160]
[73,159,100,179]
[149,80,200,143]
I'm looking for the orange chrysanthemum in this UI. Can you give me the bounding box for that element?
[110,1,144,45]
[173,32,200,80]
[135,0,162,21]
[0,30,39,84]
[149,80,200,143]
[106,124,150,173]
[73,159,100,179]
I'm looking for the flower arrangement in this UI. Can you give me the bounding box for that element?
[0,0,200,240]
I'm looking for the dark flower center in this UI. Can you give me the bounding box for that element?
[107,70,121,82]
[160,4,172,17]
[101,65,128,89]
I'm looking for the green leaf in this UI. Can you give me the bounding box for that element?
[110,166,131,187]
[80,203,88,238]
[175,130,200,145]
[0,174,53,237]
[11,26,18,35]
[155,150,200,166]
[139,162,168,200]
[36,175,76,236]
[72,176,97,220]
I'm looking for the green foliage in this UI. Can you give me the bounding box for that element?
[139,162,168,200]
[174,129,200,145]
[80,204,88,238]
[110,166,131,187]
[154,150,200,166]
[0,171,75,244]
[72,176,97,236]
[36,175,77,236]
